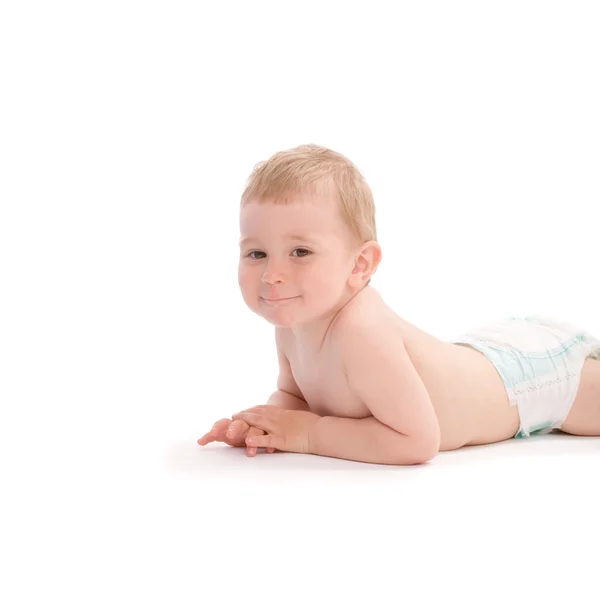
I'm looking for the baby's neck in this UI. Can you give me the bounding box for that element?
[291,285,370,353]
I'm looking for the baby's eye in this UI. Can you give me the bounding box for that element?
[246,248,312,260]
[292,248,312,258]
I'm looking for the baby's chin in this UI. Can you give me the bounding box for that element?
[251,301,308,327]
[259,310,303,328]
[259,307,336,330]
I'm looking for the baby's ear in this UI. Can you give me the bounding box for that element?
[351,241,382,284]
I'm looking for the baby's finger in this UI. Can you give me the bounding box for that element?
[244,429,276,456]
[226,419,249,441]
[211,418,232,436]
[198,418,232,445]
[245,426,264,457]
[198,432,214,446]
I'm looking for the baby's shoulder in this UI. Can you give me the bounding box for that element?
[332,287,401,345]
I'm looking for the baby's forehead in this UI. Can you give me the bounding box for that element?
[240,199,343,234]
[242,195,333,215]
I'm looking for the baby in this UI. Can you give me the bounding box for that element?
[198,144,600,465]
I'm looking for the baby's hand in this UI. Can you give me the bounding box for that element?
[197,418,276,457]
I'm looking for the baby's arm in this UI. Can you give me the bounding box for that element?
[311,319,440,465]
[312,415,433,465]
[267,327,311,411]
[267,389,311,411]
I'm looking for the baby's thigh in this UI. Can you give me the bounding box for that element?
[560,358,600,435]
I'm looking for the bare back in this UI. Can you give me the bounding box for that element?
[282,286,521,451]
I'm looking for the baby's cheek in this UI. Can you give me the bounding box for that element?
[237,274,252,301]
[313,270,341,292]
[237,267,253,290]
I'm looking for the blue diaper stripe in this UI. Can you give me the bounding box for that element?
[515,420,555,438]
[483,334,587,360]
[456,335,587,387]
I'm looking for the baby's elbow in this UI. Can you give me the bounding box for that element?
[415,440,439,464]
[411,425,441,464]
[388,433,439,465]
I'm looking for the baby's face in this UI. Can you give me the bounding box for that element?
[238,194,358,327]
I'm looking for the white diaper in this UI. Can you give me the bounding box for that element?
[451,315,600,437]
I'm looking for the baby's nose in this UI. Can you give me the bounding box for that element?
[261,263,285,284]
[261,271,284,284]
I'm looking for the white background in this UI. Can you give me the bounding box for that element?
[1,1,599,598]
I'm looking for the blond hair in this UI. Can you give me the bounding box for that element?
[241,144,377,245]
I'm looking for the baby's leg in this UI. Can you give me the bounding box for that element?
[560,358,600,435]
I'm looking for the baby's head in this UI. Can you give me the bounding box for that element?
[238,144,381,327]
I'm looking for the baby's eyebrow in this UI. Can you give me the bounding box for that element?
[239,234,318,246]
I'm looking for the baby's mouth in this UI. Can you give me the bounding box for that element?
[262,296,298,303]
